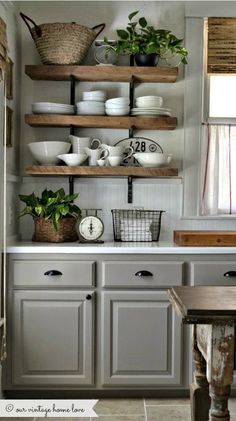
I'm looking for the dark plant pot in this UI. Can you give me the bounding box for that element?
[134,53,159,67]
[32,217,78,243]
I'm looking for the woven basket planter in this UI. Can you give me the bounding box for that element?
[32,217,78,243]
[20,13,105,65]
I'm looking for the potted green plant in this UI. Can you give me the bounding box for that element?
[19,188,81,243]
[103,11,188,66]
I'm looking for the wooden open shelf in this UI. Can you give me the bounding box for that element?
[25,115,177,130]
[25,65,178,83]
[26,166,179,177]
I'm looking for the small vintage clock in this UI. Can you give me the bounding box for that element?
[78,209,104,243]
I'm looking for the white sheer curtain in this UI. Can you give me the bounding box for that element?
[201,124,236,215]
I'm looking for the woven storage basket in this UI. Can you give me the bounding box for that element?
[32,217,78,243]
[20,13,105,65]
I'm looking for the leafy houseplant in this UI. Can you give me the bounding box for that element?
[104,10,188,66]
[19,188,81,243]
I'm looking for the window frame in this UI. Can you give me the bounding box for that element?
[183,16,236,219]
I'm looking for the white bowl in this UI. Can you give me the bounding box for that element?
[133,152,172,167]
[105,108,130,116]
[106,97,130,106]
[28,141,71,165]
[136,96,163,108]
[76,101,105,115]
[83,91,106,102]
[57,153,87,166]
[106,103,130,109]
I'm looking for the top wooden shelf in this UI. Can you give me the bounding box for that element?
[25,65,178,83]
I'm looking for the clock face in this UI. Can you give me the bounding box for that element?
[79,216,104,241]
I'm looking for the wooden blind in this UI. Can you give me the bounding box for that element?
[207,17,236,74]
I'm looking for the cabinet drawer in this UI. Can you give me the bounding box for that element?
[191,261,236,286]
[102,261,183,288]
[13,260,95,287]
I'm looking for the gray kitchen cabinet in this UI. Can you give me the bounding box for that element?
[12,289,94,386]
[101,290,182,386]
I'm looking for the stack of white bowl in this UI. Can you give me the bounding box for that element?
[76,90,106,115]
[131,96,172,117]
[105,97,130,116]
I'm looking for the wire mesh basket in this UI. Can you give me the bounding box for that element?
[111,209,164,242]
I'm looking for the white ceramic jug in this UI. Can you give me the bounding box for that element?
[69,135,102,154]
[84,147,109,166]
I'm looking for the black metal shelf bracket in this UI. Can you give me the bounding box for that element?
[127,176,133,204]
[69,175,74,196]
[70,75,76,106]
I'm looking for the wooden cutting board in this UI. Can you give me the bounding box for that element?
[174,230,236,246]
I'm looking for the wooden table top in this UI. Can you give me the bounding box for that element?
[168,286,236,324]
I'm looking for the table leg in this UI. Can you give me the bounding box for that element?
[207,325,235,421]
[191,325,211,421]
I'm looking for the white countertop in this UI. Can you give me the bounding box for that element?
[6,240,236,254]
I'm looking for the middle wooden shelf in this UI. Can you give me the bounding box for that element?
[25,114,177,130]
[26,166,179,177]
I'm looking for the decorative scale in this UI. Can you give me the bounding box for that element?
[78,209,104,244]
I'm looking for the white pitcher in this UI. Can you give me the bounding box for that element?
[84,147,109,166]
[69,135,102,154]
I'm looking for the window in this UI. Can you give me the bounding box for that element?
[209,76,236,118]
[201,18,236,216]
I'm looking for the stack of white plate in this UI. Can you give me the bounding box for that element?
[131,95,171,117]
[105,97,130,116]
[82,90,106,102]
[76,101,105,115]
[32,102,75,115]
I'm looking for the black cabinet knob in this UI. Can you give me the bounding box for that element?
[44,270,63,276]
[135,270,153,277]
[224,271,236,277]
[86,294,92,300]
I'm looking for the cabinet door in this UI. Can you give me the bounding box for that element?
[101,291,182,386]
[12,290,94,386]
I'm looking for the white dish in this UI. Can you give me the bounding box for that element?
[106,97,130,106]
[76,100,105,108]
[131,111,171,117]
[28,141,71,165]
[105,108,130,116]
[32,102,74,108]
[83,91,106,101]
[76,100,105,115]
[57,153,87,166]
[136,96,163,101]
[132,107,171,112]
[32,107,75,115]
[133,152,172,167]
[76,109,105,116]
[106,104,129,110]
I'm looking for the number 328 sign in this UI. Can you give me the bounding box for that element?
[114,137,163,166]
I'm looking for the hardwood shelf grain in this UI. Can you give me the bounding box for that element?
[25,65,178,83]
[25,114,177,130]
[25,165,179,177]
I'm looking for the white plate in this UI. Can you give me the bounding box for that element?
[32,102,74,108]
[32,106,75,115]
[131,111,171,117]
[131,107,172,112]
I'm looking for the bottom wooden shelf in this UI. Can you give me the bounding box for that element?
[26,166,179,177]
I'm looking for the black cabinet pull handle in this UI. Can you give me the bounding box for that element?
[86,294,92,300]
[44,270,63,276]
[135,270,153,277]
[224,271,236,277]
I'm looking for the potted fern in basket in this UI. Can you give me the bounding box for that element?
[19,188,81,243]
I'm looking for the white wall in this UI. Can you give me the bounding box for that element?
[18,1,236,241]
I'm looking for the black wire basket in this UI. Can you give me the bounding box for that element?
[111,209,164,242]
